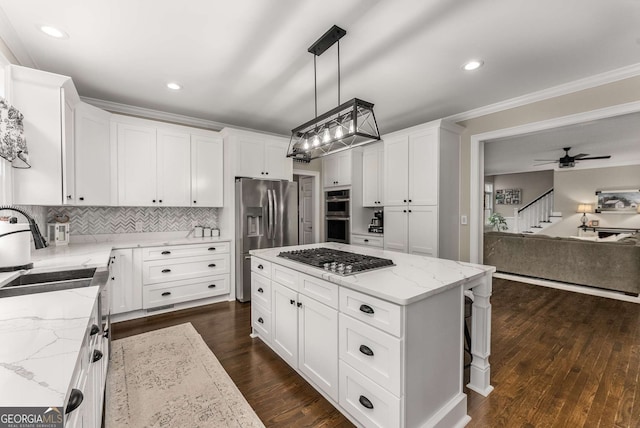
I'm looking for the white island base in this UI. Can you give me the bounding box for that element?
[249,243,494,428]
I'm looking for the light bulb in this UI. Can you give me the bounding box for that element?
[323,128,331,143]
[303,139,309,150]
[335,126,343,139]
[348,120,354,133]
[312,135,320,147]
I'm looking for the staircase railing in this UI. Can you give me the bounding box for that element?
[513,188,554,233]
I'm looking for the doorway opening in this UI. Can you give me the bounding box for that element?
[293,170,320,244]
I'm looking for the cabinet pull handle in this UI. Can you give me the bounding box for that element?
[208,284,216,288]
[290,299,295,305]
[161,250,171,255]
[359,345,374,357]
[208,247,216,251]
[65,389,84,414]
[79,197,84,201]
[90,324,100,336]
[258,287,264,293]
[258,317,264,324]
[364,239,369,242]
[297,302,302,308]
[359,304,375,314]
[92,350,103,363]
[208,263,216,267]
[161,292,171,296]
[258,264,264,270]
[359,395,374,410]
[161,269,171,273]
[103,328,110,339]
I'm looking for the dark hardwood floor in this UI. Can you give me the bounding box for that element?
[112,278,640,427]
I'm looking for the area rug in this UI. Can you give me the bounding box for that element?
[106,323,265,428]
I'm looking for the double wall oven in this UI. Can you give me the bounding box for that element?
[325,189,350,244]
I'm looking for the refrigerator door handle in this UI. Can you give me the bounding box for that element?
[272,188,278,237]
[267,189,274,239]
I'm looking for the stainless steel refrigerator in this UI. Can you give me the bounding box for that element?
[235,178,298,302]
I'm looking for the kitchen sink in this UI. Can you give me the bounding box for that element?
[0,267,98,298]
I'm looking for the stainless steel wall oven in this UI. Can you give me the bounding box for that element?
[325,189,350,243]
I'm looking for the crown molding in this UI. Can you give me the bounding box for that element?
[446,63,640,123]
[0,6,36,68]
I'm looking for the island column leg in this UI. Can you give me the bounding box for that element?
[467,274,494,396]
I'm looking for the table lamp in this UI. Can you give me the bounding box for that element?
[577,203,593,229]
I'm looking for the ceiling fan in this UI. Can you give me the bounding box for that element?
[534,147,611,168]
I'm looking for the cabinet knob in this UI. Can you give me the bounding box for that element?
[403,209,407,213]
[159,199,163,203]
[258,264,263,270]
[403,199,407,203]
[408,210,412,213]
[67,195,72,200]
[359,344,374,357]
[208,284,216,288]
[92,350,103,363]
[193,200,197,204]
[265,172,269,175]
[65,389,84,415]
[90,324,100,336]
[359,304,375,314]
[111,277,115,281]
[152,199,156,203]
[208,263,216,268]
[258,287,264,293]
[161,269,171,273]
[290,299,295,305]
[409,199,412,203]
[258,317,264,324]
[161,250,171,255]
[161,291,171,296]
[261,172,265,175]
[359,395,374,410]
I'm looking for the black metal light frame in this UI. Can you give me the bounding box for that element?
[287,26,380,162]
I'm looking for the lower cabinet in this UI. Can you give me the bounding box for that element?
[110,248,143,315]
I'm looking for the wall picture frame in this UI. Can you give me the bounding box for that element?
[595,189,640,213]
[495,188,522,205]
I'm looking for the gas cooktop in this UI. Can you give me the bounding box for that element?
[277,247,395,276]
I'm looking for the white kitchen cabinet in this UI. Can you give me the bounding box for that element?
[74,102,113,206]
[157,129,192,206]
[362,143,384,206]
[255,261,339,401]
[383,120,462,260]
[223,129,292,180]
[323,150,352,188]
[350,233,384,249]
[109,248,143,315]
[191,134,223,207]
[116,121,158,206]
[9,65,80,205]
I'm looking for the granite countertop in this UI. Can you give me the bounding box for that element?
[250,243,495,305]
[0,286,100,407]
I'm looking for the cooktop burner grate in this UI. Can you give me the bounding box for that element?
[277,247,394,275]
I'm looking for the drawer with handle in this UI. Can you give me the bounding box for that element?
[340,287,403,337]
[251,257,272,279]
[351,234,384,248]
[339,313,402,396]
[143,274,229,308]
[252,273,272,310]
[142,242,230,261]
[339,360,401,428]
[252,304,272,345]
[143,254,229,284]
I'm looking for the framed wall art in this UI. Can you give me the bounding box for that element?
[595,189,640,213]
[495,188,522,205]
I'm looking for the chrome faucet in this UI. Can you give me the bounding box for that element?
[0,206,48,249]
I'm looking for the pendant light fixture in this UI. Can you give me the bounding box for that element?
[287,25,380,163]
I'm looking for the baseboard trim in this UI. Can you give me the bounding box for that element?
[494,273,640,304]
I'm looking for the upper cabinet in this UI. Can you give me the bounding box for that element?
[362,143,384,206]
[9,65,80,206]
[114,115,224,207]
[223,129,292,180]
[323,150,352,188]
[74,102,113,206]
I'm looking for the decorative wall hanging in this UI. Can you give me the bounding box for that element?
[595,189,640,213]
[0,97,30,168]
[495,188,521,205]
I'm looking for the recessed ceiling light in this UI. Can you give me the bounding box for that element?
[462,60,484,71]
[39,25,68,39]
[167,82,182,90]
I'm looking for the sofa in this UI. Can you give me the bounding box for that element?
[483,231,640,295]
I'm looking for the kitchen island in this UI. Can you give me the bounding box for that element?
[250,243,494,428]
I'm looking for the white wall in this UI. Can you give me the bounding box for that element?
[487,170,554,217]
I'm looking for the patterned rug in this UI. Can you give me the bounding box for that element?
[106,323,265,428]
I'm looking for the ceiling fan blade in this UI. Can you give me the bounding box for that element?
[534,161,557,166]
[533,159,558,162]
[578,155,611,160]
[573,153,590,159]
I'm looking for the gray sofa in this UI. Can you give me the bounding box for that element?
[483,231,640,295]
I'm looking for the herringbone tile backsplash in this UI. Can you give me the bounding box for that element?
[47,206,218,235]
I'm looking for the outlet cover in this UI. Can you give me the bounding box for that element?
[461,215,468,225]
[135,221,144,232]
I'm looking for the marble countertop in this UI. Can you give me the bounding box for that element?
[251,243,495,305]
[0,286,100,407]
[0,235,232,287]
